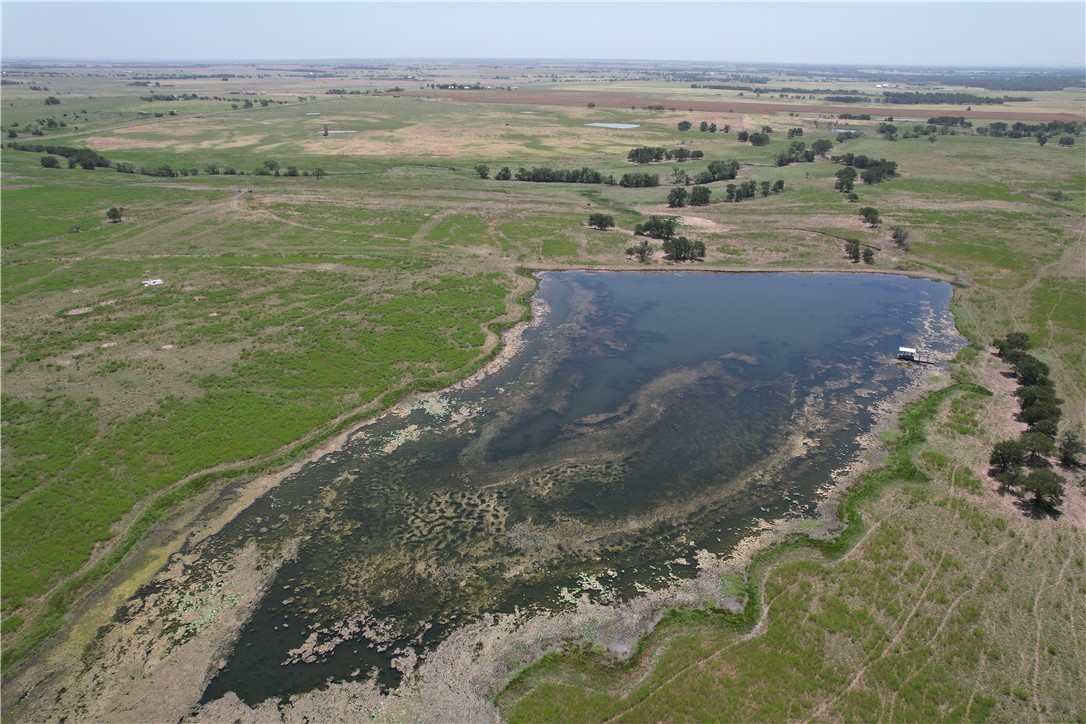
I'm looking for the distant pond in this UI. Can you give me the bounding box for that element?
[584,122,641,129]
[201,271,959,704]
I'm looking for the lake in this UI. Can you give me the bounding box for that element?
[200,271,959,704]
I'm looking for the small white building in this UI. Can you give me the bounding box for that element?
[142,278,164,287]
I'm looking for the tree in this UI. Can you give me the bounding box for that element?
[689,185,711,206]
[677,121,692,132]
[587,213,615,230]
[990,439,1026,474]
[1021,468,1064,507]
[748,132,770,146]
[834,166,857,193]
[495,166,512,181]
[1036,133,1048,146]
[40,155,61,168]
[736,131,749,142]
[106,206,124,223]
[44,96,60,105]
[862,247,875,264]
[313,168,326,179]
[1058,430,1084,468]
[699,121,709,132]
[845,240,861,263]
[671,168,690,186]
[634,216,677,240]
[1015,355,1050,387]
[1020,431,1056,463]
[1058,136,1075,146]
[759,181,771,197]
[625,239,651,263]
[811,138,834,156]
[891,225,910,250]
[772,179,785,193]
[474,164,489,179]
[661,236,703,261]
[858,207,881,226]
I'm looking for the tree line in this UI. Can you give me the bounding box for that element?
[988,332,1080,508]
[883,91,1032,105]
[976,120,1084,138]
[627,146,705,163]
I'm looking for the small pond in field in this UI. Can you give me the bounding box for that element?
[584,122,641,129]
[199,271,959,705]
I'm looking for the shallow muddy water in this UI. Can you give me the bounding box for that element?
[198,271,958,705]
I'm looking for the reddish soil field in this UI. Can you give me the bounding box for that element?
[400,89,1086,123]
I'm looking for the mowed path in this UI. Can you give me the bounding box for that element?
[401,89,1086,123]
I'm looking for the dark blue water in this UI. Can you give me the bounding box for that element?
[199,271,958,705]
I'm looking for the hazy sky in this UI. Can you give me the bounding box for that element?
[2,2,1084,67]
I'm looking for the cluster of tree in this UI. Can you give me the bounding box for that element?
[501,166,613,184]
[7,116,71,138]
[837,113,872,120]
[627,146,704,163]
[775,138,831,166]
[725,179,784,202]
[858,206,881,226]
[988,332,1080,508]
[661,236,705,261]
[699,121,728,133]
[669,159,741,186]
[844,239,875,264]
[677,120,727,132]
[883,91,1031,105]
[11,141,110,169]
[619,172,660,188]
[786,127,803,138]
[642,105,667,111]
[587,213,615,230]
[975,120,1084,138]
[736,130,771,146]
[667,185,711,207]
[43,96,61,105]
[900,124,960,140]
[927,116,973,127]
[876,123,898,140]
[831,153,898,185]
[634,215,677,240]
[824,96,868,104]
